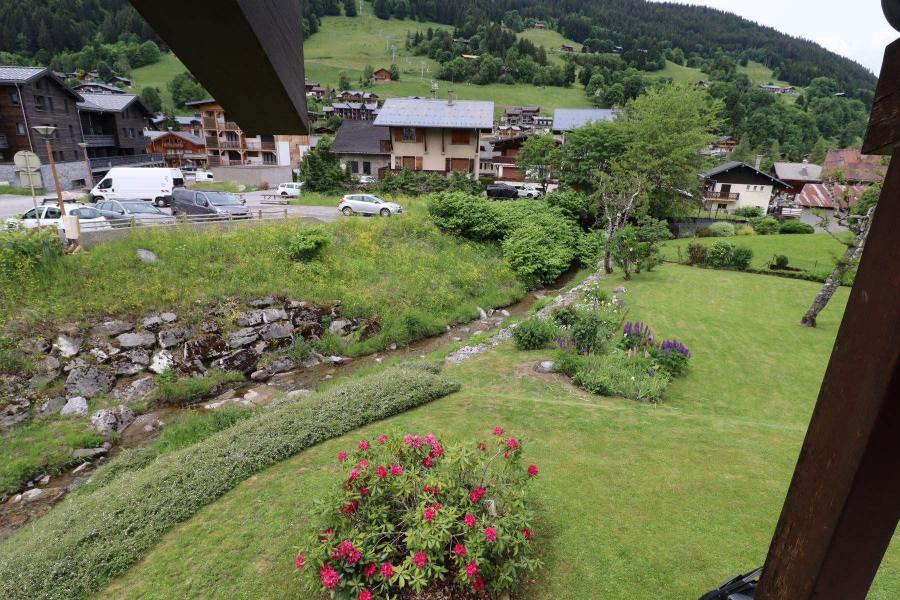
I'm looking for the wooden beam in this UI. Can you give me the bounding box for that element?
[864,39,900,154]
[129,0,307,136]
[755,152,900,598]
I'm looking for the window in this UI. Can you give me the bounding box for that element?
[34,95,46,111]
[718,203,727,210]
[98,178,112,190]
[401,127,417,142]
[363,161,371,175]
[129,128,135,138]
[451,129,471,145]
[68,125,74,140]
[122,127,128,138]
[45,207,61,219]
[9,91,19,105]
[16,122,26,135]
[64,99,69,114]
[22,208,37,219]
[47,97,54,112]
[349,161,359,174]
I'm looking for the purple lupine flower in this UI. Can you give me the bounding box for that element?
[659,339,691,357]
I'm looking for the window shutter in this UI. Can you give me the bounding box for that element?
[445,158,451,172]
[469,159,475,172]
[393,128,403,142]
[415,157,423,171]
[415,128,424,143]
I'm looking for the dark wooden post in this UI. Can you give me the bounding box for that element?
[755,34,900,600]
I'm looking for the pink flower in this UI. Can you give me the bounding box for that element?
[478,442,487,452]
[337,539,361,564]
[364,562,377,578]
[422,455,433,468]
[412,551,427,569]
[527,464,539,477]
[377,434,388,444]
[503,451,510,459]
[423,508,435,522]
[522,527,533,540]
[340,500,359,514]
[320,564,339,590]
[430,444,444,457]
[403,434,422,448]
[453,543,467,557]
[424,433,437,445]
[506,437,519,449]
[390,464,403,476]
[492,426,504,436]
[337,451,347,462]
[484,527,497,542]
[468,486,485,503]
[465,560,478,578]
[380,562,394,579]
[464,513,476,528]
[294,552,305,570]
[356,460,369,470]
[472,576,485,591]
[348,469,360,482]
[422,485,439,494]
[358,590,372,600]
[359,486,369,496]
[375,466,387,479]
[358,439,369,451]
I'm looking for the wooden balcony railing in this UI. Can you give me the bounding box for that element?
[219,140,244,150]
[704,190,740,201]
[84,134,116,147]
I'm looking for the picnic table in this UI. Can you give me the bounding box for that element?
[259,193,289,205]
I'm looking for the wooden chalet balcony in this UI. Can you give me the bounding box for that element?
[704,190,740,201]
[84,134,116,147]
[260,141,276,151]
[219,140,244,150]
[202,117,219,129]
[205,137,219,149]
[223,121,240,131]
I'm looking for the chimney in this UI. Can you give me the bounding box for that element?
[447,91,454,106]
[755,154,763,170]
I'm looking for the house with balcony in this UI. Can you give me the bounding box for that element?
[373,95,493,176]
[77,92,162,175]
[551,108,617,141]
[700,161,789,214]
[330,120,391,179]
[145,130,206,169]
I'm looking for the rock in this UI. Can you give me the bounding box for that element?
[89,348,110,363]
[260,322,293,341]
[114,376,156,403]
[158,327,193,349]
[63,357,87,373]
[22,337,51,354]
[116,331,157,349]
[1,397,31,429]
[301,355,322,369]
[65,366,114,397]
[388,343,397,351]
[38,474,50,485]
[90,405,135,435]
[141,315,164,331]
[329,318,353,335]
[250,369,271,382]
[183,335,230,362]
[30,355,61,386]
[149,350,175,375]
[53,334,83,358]
[94,320,134,336]
[211,348,259,374]
[113,349,150,376]
[227,327,259,349]
[452,337,463,342]
[247,296,277,308]
[234,310,264,327]
[20,488,44,502]
[131,413,164,433]
[37,397,66,416]
[160,312,178,323]
[500,309,511,318]
[136,248,158,263]
[612,298,625,308]
[285,389,312,401]
[293,320,323,339]
[72,447,107,460]
[289,302,326,323]
[534,360,556,374]
[613,286,627,294]
[60,396,89,416]
[201,321,220,334]
[268,357,295,374]
[478,307,488,321]
[262,308,288,323]
[375,357,384,364]
[253,341,269,355]
[326,356,347,365]
[72,462,91,474]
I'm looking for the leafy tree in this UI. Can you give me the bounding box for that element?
[515,134,561,193]
[502,10,524,32]
[593,167,647,273]
[390,63,400,81]
[96,60,114,82]
[168,72,208,108]
[852,183,881,216]
[558,121,627,192]
[810,137,829,164]
[730,136,754,163]
[360,64,374,86]
[343,0,357,17]
[140,87,162,114]
[338,72,351,91]
[299,136,350,192]
[137,40,160,66]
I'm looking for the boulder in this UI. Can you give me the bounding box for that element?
[234,310,265,327]
[88,348,110,363]
[72,462,91,474]
[130,413,164,433]
[329,318,353,335]
[158,327,193,349]
[72,447,108,460]
[211,348,259,374]
[53,334,83,358]
[113,349,150,376]
[20,488,44,503]
[260,322,293,341]
[534,360,556,374]
[141,315,165,331]
[201,321,220,334]
[90,405,135,436]
[613,286,627,294]
[35,355,61,377]
[268,357,296,374]
[0,397,30,429]
[612,298,625,308]
[93,320,134,336]
[500,309,511,318]
[149,350,175,375]
[326,356,348,365]
[262,308,288,323]
[60,396,89,416]
[37,397,66,416]
[114,376,156,403]
[22,337,51,354]
[136,249,158,263]
[247,296,277,308]
[289,302,326,323]
[160,312,178,323]
[65,366,114,397]
[293,321,323,339]
[227,327,259,349]
[250,369,271,382]
[116,331,157,349]
[183,335,230,362]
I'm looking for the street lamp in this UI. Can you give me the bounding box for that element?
[32,125,66,216]
[77,142,93,189]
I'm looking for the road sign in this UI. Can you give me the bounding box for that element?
[14,150,41,172]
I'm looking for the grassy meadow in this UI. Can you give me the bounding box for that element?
[126,53,189,112]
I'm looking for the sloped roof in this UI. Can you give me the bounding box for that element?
[145,130,204,146]
[78,92,146,113]
[773,161,823,183]
[74,82,125,94]
[374,97,494,129]
[0,66,47,84]
[796,183,869,209]
[823,149,885,184]
[551,108,616,132]
[331,120,390,155]
[701,161,788,187]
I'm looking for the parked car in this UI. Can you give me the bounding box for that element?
[88,167,176,207]
[486,183,520,199]
[194,170,215,183]
[356,175,376,185]
[517,184,543,199]
[95,200,176,227]
[277,182,303,197]
[170,189,250,219]
[338,194,403,216]
[5,202,111,231]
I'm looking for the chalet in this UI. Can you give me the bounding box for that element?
[145,130,206,169]
[796,183,868,211]
[373,94,493,176]
[700,161,789,214]
[336,90,379,103]
[772,160,823,196]
[560,44,575,53]
[488,134,530,182]
[373,68,393,82]
[704,135,738,157]
[551,108,617,141]
[109,75,132,86]
[305,81,328,100]
[330,119,391,179]
[324,101,379,121]
[501,106,541,128]
[497,125,523,138]
[73,82,125,94]
[759,84,797,95]
[78,92,154,164]
[823,149,886,184]
[534,22,546,29]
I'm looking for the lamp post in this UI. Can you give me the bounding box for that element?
[77,142,93,189]
[32,126,65,216]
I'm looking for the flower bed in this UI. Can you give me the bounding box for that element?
[295,428,541,599]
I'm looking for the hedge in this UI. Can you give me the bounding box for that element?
[0,362,460,600]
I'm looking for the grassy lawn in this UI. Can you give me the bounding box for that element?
[93,265,900,599]
[518,28,582,65]
[289,191,341,207]
[126,53,189,113]
[0,185,45,196]
[662,233,849,275]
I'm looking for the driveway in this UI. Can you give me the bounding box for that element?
[0,194,49,219]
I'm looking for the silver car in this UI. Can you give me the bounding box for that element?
[95,200,176,227]
[338,194,403,216]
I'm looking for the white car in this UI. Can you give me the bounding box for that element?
[356,175,376,185]
[5,202,111,231]
[517,184,543,199]
[338,194,403,216]
[277,182,303,197]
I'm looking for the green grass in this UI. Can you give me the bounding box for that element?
[289,190,342,207]
[0,185,45,196]
[187,181,260,193]
[126,53,189,113]
[91,265,900,599]
[150,370,245,407]
[518,28,582,66]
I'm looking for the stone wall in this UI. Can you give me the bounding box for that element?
[0,160,89,191]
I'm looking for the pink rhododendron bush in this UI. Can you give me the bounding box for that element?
[295,428,541,599]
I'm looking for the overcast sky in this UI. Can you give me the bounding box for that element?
[650,0,895,74]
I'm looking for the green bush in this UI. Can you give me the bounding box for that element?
[570,309,617,354]
[779,220,815,234]
[734,206,764,218]
[553,349,584,377]
[285,226,331,261]
[773,254,790,269]
[151,369,245,406]
[687,243,707,266]
[551,305,578,327]
[513,317,557,350]
[544,190,596,228]
[735,225,755,236]
[0,227,62,283]
[502,215,579,287]
[0,363,460,600]
[705,241,735,268]
[575,229,605,267]
[427,192,501,241]
[731,246,753,271]
[750,217,779,235]
[708,222,735,237]
[572,351,670,403]
[694,226,713,238]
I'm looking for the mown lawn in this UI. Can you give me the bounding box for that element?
[95,265,900,599]
[125,53,189,113]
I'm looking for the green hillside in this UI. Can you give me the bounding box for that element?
[126,53,189,112]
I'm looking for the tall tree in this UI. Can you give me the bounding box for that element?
[140,87,162,114]
[558,121,627,192]
[593,167,647,274]
[516,134,561,193]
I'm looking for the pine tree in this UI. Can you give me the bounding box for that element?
[810,137,829,165]
[373,0,390,20]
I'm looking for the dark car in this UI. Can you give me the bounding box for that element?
[486,183,520,199]
[95,200,176,227]
[170,189,251,219]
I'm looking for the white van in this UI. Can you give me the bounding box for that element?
[89,168,175,206]
[194,170,214,183]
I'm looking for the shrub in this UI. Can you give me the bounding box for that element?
[734,206,764,218]
[735,225,755,236]
[773,254,790,269]
[551,305,578,327]
[731,246,753,271]
[296,428,540,597]
[0,227,62,282]
[779,220,815,234]
[512,318,557,350]
[705,241,735,268]
[574,229,604,267]
[652,340,692,377]
[150,369,244,406]
[0,363,461,600]
[750,217,779,235]
[285,226,331,261]
[694,226,713,238]
[687,243,708,266]
[708,222,735,237]
[552,348,583,377]
[544,190,595,228]
[571,309,618,354]
[502,216,578,287]
[618,321,654,352]
[572,351,670,403]
[427,192,502,241]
